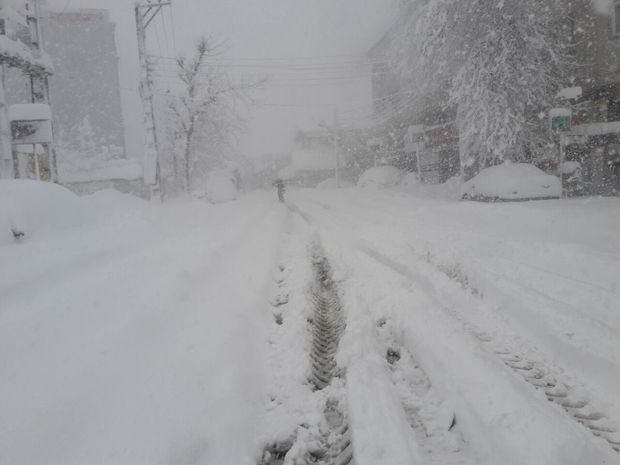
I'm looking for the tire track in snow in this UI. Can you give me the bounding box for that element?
[373,316,468,462]
[259,209,353,465]
[292,200,475,465]
[309,242,346,390]
[359,244,620,455]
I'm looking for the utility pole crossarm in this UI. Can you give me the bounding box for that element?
[144,5,164,28]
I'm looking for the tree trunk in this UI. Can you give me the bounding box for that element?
[183,117,196,193]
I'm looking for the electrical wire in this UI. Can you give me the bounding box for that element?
[168,4,178,55]
[159,9,172,58]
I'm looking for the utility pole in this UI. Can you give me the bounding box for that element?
[333,109,340,188]
[135,1,171,198]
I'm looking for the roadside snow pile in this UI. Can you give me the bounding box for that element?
[205,172,238,204]
[58,158,142,184]
[400,172,420,189]
[86,189,148,212]
[316,178,354,189]
[357,166,404,189]
[0,180,91,245]
[399,174,462,200]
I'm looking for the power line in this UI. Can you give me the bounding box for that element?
[159,9,172,58]
[168,5,178,55]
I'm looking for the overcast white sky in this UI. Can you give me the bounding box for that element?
[45,0,395,159]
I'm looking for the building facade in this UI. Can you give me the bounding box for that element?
[0,0,54,180]
[563,0,620,194]
[367,1,620,193]
[5,8,129,181]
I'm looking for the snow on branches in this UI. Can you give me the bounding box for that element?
[390,0,573,171]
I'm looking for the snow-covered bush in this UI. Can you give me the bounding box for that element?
[390,0,572,169]
[358,166,405,189]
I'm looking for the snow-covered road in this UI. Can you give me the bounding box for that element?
[1,184,619,464]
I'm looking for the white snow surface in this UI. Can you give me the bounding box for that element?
[315,177,354,189]
[8,103,52,121]
[58,158,143,184]
[561,160,582,174]
[1,180,619,465]
[357,165,405,189]
[462,162,561,200]
[399,172,420,189]
[205,172,238,203]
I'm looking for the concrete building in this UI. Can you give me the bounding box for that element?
[0,0,54,180]
[366,23,459,184]
[41,9,125,154]
[366,2,620,193]
[562,0,620,194]
[5,8,145,194]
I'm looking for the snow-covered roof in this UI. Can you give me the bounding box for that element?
[571,121,620,136]
[549,108,572,118]
[0,35,54,74]
[556,87,582,100]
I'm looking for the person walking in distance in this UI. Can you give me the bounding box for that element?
[273,178,286,202]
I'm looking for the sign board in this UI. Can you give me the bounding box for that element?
[560,134,587,146]
[418,151,440,184]
[550,108,572,132]
[8,104,53,145]
[10,120,53,144]
[424,122,459,150]
[574,99,608,125]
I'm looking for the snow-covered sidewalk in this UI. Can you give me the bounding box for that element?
[1,187,284,465]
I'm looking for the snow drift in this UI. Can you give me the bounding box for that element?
[0,180,91,245]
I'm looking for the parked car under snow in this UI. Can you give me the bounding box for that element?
[357,166,404,189]
[461,163,561,201]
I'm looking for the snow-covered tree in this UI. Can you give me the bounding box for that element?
[391,0,573,173]
[165,37,262,193]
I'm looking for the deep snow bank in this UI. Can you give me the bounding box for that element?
[0,180,92,245]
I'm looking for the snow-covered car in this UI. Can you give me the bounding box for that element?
[205,171,238,204]
[357,166,405,189]
[461,163,561,201]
